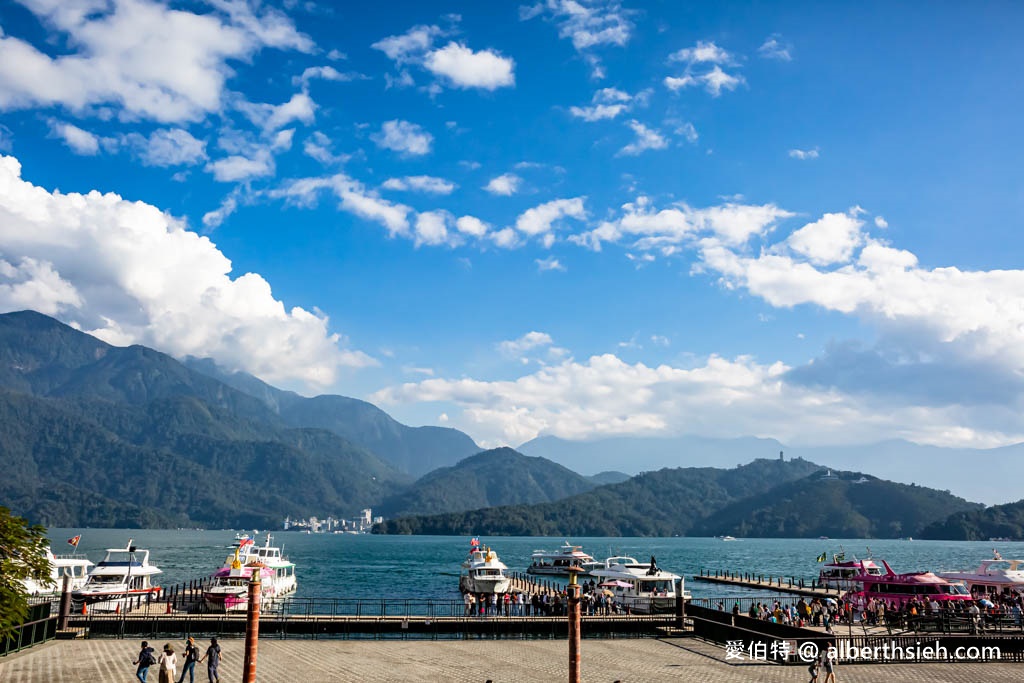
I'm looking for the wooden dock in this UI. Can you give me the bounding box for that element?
[691,569,843,599]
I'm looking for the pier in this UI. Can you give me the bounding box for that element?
[692,568,843,598]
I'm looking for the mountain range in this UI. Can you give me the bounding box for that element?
[0,310,1015,540]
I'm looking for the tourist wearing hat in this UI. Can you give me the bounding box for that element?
[177,636,199,683]
[157,643,177,683]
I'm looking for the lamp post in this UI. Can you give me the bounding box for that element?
[242,570,262,683]
[567,567,582,683]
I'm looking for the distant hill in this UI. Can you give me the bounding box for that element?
[375,457,822,536]
[691,469,983,538]
[518,434,1024,505]
[377,447,598,518]
[920,499,1024,541]
[587,471,631,486]
[185,359,480,477]
[0,311,411,527]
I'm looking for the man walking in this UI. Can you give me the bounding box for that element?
[133,641,157,683]
[198,637,221,683]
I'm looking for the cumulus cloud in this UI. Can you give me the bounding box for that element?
[515,197,587,236]
[413,210,457,247]
[617,120,668,156]
[536,256,566,272]
[786,211,864,266]
[371,120,433,156]
[372,24,514,91]
[874,216,889,229]
[303,131,349,165]
[0,154,371,387]
[455,215,489,237]
[122,128,207,167]
[484,173,521,196]
[49,120,100,154]
[206,150,274,182]
[789,147,820,160]
[236,92,316,133]
[423,42,515,90]
[269,173,412,237]
[0,0,313,123]
[664,41,745,97]
[569,87,646,121]
[382,175,456,195]
[292,66,368,88]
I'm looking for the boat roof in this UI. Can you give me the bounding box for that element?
[589,556,681,581]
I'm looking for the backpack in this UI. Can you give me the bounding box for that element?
[141,649,157,667]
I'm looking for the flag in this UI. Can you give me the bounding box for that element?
[67,535,81,548]
[816,552,827,563]
[470,537,480,547]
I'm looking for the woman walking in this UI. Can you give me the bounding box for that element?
[157,644,177,683]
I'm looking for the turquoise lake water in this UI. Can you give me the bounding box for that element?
[47,529,1024,602]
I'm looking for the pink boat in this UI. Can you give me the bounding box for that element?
[203,561,276,612]
[843,560,973,610]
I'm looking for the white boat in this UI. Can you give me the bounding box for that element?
[588,556,687,614]
[72,540,161,611]
[720,536,737,542]
[459,539,511,594]
[527,542,596,576]
[206,533,297,610]
[938,552,1024,597]
[22,547,93,596]
[818,551,883,591]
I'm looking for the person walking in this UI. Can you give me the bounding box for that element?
[177,637,199,683]
[822,648,837,683]
[133,641,157,683]
[199,637,221,683]
[157,644,177,683]
[807,653,821,683]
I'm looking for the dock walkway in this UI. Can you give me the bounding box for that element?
[692,568,843,598]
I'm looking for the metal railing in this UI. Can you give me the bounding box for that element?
[1,603,57,656]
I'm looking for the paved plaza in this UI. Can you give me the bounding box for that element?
[0,637,1016,682]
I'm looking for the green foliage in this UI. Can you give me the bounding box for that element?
[0,506,49,640]
[920,499,1024,540]
[377,447,598,517]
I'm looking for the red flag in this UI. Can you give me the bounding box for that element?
[67,535,81,547]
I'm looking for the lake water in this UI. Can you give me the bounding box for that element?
[47,529,1024,602]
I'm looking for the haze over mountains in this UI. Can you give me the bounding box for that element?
[0,310,1018,540]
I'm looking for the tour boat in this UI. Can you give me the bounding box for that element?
[459,539,511,594]
[818,550,883,591]
[526,542,596,576]
[938,552,1024,597]
[72,540,161,611]
[842,559,973,610]
[203,546,279,612]
[22,547,93,596]
[588,556,687,614]
[720,536,737,542]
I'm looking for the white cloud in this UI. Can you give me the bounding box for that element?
[236,92,316,133]
[497,331,555,358]
[202,191,239,230]
[669,40,734,65]
[0,153,370,388]
[413,210,457,247]
[515,197,587,236]
[484,173,522,196]
[536,256,566,272]
[572,196,794,251]
[789,147,820,160]
[371,120,433,156]
[520,0,633,78]
[382,175,456,195]
[49,121,100,154]
[569,86,646,121]
[664,41,745,97]
[123,128,207,167]
[371,24,442,63]
[206,150,274,182]
[786,211,864,266]
[423,42,515,90]
[490,227,519,249]
[651,334,670,347]
[676,122,699,143]
[269,173,412,237]
[617,120,668,156]
[874,216,889,229]
[569,103,627,121]
[758,36,793,62]
[303,131,348,165]
[0,0,312,123]
[292,65,367,88]
[455,215,489,237]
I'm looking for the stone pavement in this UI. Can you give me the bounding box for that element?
[0,637,1015,682]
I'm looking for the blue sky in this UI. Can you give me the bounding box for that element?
[0,0,1023,449]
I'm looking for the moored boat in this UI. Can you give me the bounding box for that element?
[203,547,277,612]
[527,542,596,576]
[817,549,883,591]
[588,555,687,614]
[842,559,973,610]
[22,547,93,596]
[72,540,161,611]
[938,551,1024,598]
[459,538,511,594]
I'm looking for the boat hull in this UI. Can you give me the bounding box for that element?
[72,587,161,611]
[459,576,511,594]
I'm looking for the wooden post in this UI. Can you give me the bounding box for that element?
[58,574,72,630]
[242,572,262,683]
[567,569,581,683]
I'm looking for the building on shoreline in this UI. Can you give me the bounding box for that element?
[283,510,383,534]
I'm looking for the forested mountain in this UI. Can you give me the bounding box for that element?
[920,499,1024,540]
[376,447,598,518]
[185,358,480,476]
[691,470,982,538]
[376,457,822,536]
[0,311,414,527]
